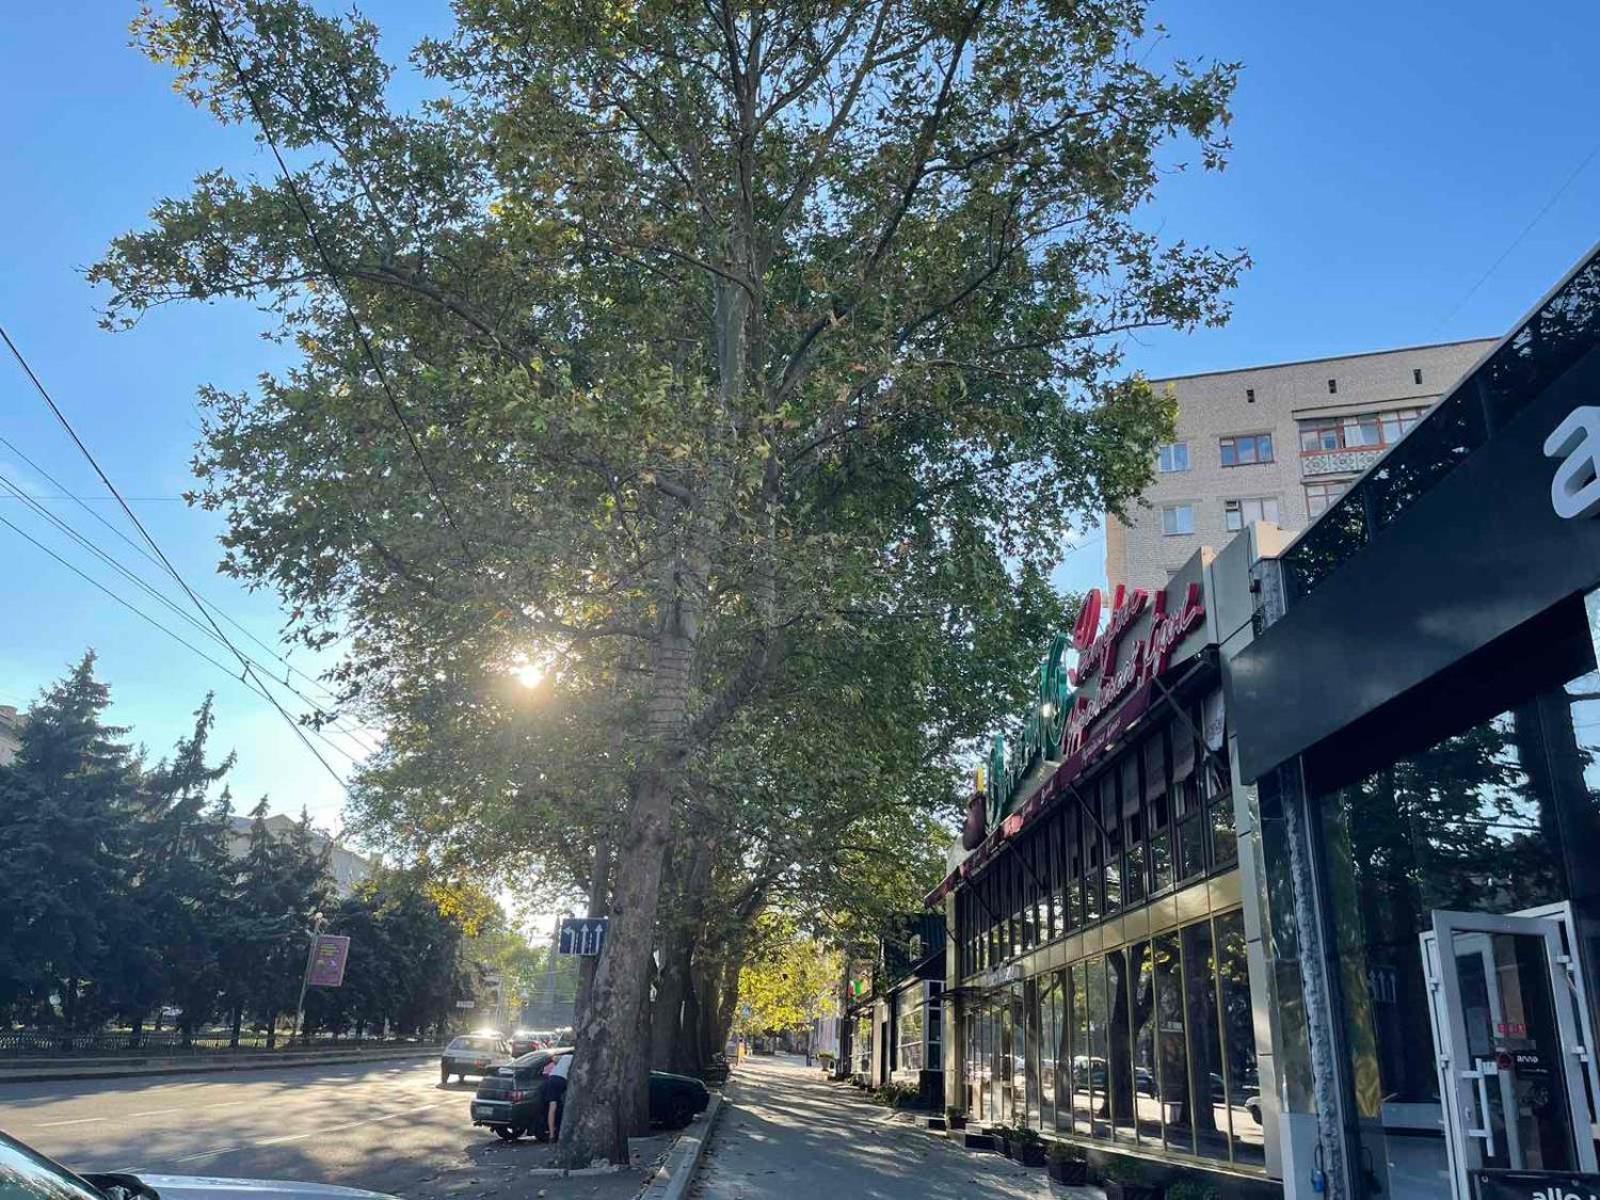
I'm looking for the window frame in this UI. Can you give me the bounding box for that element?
[1157,441,1191,473]
[1298,407,1428,455]
[1161,503,1195,537]
[1218,433,1274,468]
[1223,496,1280,532]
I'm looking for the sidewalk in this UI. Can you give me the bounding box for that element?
[689,1055,1103,1200]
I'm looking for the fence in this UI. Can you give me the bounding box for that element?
[0,1028,427,1058]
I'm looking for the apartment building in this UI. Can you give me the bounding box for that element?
[0,704,23,766]
[1105,338,1497,593]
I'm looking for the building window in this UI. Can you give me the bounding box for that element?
[1413,368,1423,385]
[1304,481,1347,516]
[1223,496,1280,532]
[1219,433,1274,467]
[1161,504,1194,536]
[1298,407,1427,454]
[1157,442,1190,473]
[1327,378,1338,394]
[897,986,926,1072]
[1245,388,1255,403]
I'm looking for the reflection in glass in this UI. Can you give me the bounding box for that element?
[1182,920,1230,1161]
[1106,948,1136,1142]
[1155,932,1192,1152]
[1040,976,1058,1130]
[1057,967,1077,1134]
[1131,940,1160,1144]
[1216,912,1265,1164]
[1071,962,1092,1133]
[1024,979,1041,1129]
[1086,956,1110,1137]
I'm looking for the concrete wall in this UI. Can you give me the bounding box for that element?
[1109,339,1495,594]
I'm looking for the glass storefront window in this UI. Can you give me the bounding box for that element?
[1131,940,1160,1144]
[1215,911,1265,1164]
[1103,774,1123,914]
[1107,946,1138,1143]
[1024,979,1042,1129]
[1086,956,1110,1137]
[1040,975,1058,1130]
[1154,931,1192,1152]
[1055,967,1074,1134]
[1071,961,1092,1133]
[1182,919,1230,1161]
[896,987,925,1073]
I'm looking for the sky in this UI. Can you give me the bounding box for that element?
[1,1,1597,848]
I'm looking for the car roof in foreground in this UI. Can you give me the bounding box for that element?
[137,1175,400,1200]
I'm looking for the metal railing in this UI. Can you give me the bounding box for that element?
[0,1028,427,1058]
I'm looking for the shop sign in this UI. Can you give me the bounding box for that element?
[1062,582,1205,759]
[1545,406,1600,520]
[1470,1169,1600,1200]
[982,580,1206,827]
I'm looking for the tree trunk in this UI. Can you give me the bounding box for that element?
[713,956,743,1055]
[575,836,613,1029]
[229,1003,243,1049]
[557,761,676,1166]
[265,1012,277,1049]
[651,833,713,1072]
[129,1013,145,1050]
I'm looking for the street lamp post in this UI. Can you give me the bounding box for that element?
[292,912,326,1048]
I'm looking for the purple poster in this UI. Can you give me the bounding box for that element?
[307,934,350,987]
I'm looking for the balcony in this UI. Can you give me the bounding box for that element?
[1300,446,1384,477]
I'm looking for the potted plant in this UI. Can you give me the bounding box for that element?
[1102,1156,1164,1200]
[988,1124,1013,1157]
[1047,1142,1089,1185]
[1008,1126,1047,1167]
[946,1106,967,1131]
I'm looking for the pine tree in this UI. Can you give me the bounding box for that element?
[0,653,138,1031]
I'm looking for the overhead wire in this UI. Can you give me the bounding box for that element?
[0,430,352,712]
[0,322,350,791]
[0,507,363,768]
[0,466,378,757]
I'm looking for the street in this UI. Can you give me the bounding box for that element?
[0,1058,671,1200]
[692,1056,1057,1200]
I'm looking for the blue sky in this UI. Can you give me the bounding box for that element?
[1,0,1596,838]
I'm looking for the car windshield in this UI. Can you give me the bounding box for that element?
[0,1132,106,1200]
[448,1037,500,1051]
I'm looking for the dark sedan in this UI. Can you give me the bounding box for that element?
[469,1050,710,1140]
[440,1034,511,1084]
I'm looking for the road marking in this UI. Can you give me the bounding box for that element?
[171,1103,443,1163]
[36,1117,104,1128]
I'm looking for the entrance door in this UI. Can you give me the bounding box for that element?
[1420,910,1598,1200]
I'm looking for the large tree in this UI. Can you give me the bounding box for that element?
[96,0,1243,1162]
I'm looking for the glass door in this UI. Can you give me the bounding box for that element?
[1420,911,1598,1200]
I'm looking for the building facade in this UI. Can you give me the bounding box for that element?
[935,245,1600,1200]
[224,812,375,897]
[0,704,23,766]
[1106,339,1496,594]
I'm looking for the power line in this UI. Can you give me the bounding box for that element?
[200,0,482,574]
[0,430,356,719]
[0,508,363,768]
[0,467,378,757]
[0,324,349,790]
[1434,137,1600,335]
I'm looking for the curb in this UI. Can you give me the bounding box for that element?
[0,1047,438,1084]
[638,1092,724,1200]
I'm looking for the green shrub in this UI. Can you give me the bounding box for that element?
[1047,1140,1085,1162]
[1009,1126,1044,1148]
[1166,1183,1219,1200]
[1102,1156,1153,1184]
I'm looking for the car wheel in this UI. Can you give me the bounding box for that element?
[493,1125,520,1142]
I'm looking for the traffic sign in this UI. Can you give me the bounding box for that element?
[455,1000,475,1009]
[558,916,610,956]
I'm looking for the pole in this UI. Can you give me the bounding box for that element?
[292,915,325,1047]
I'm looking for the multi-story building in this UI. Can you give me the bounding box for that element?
[1105,338,1496,593]
[0,705,24,767]
[225,812,375,897]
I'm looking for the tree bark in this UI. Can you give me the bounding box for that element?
[229,1002,243,1049]
[651,831,713,1071]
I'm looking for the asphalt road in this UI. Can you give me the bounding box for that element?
[0,1057,670,1200]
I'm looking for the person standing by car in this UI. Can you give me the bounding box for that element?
[542,1052,572,1139]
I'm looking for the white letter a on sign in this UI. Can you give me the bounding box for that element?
[1545,406,1600,520]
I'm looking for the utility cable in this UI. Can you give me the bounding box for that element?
[0,509,362,768]
[0,323,349,790]
[0,430,351,712]
[0,467,378,757]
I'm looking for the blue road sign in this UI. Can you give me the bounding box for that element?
[558,916,609,957]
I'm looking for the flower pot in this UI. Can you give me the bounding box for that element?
[947,1115,967,1130]
[1048,1158,1089,1185]
[1015,1144,1047,1167]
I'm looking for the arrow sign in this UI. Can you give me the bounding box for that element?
[558,916,609,957]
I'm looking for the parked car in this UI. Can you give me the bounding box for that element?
[508,1029,543,1056]
[0,1128,401,1200]
[469,1050,710,1141]
[440,1034,511,1084]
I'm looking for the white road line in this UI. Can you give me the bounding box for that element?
[171,1103,443,1163]
[35,1117,105,1128]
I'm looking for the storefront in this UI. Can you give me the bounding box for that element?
[1229,245,1600,1200]
[930,538,1282,1193]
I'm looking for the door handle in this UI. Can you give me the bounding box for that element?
[1463,1060,1497,1160]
